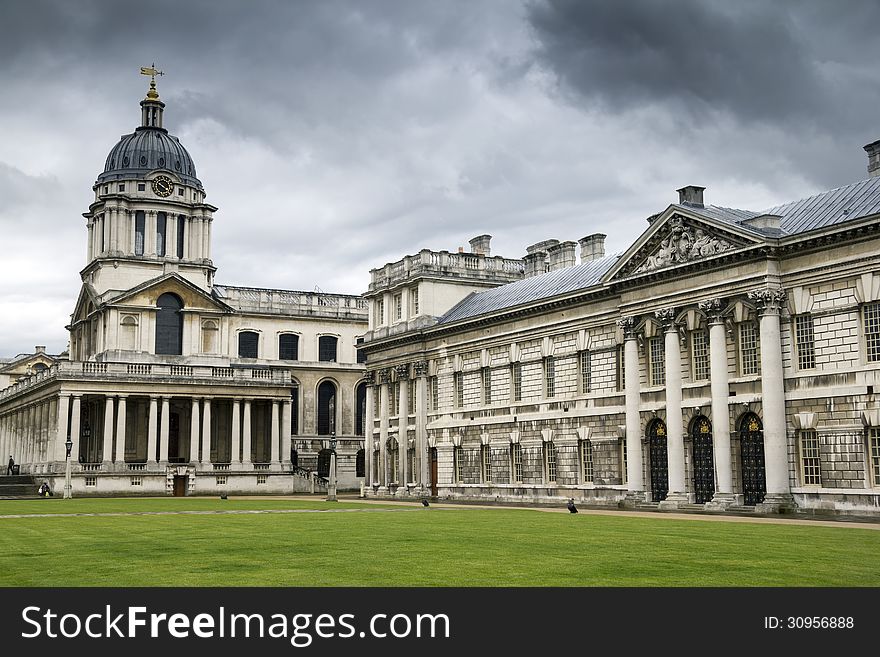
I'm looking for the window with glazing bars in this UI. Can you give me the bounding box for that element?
[620,438,627,485]
[739,323,760,375]
[544,356,556,398]
[135,211,145,255]
[865,302,880,362]
[279,334,299,360]
[407,448,416,483]
[454,371,463,408]
[511,362,522,402]
[795,314,816,370]
[799,429,822,486]
[481,444,492,482]
[869,428,880,487]
[376,299,384,326]
[411,287,419,315]
[394,294,402,321]
[318,336,338,362]
[580,440,593,483]
[544,442,557,483]
[511,443,523,483]
[580,350,591,393]
[408,379,415,415]
[691,331,709,381]
[481,367,492,405]
[453,446,464,483]
[430,376,438,411]
[616,345,625,391]
[649,337,665,386]
[389,442,399,483]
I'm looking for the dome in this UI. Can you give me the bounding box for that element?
[97,127,202,189]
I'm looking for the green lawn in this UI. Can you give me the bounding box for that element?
[1,499,877,586]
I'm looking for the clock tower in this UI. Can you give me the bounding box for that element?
[81,70,218,300]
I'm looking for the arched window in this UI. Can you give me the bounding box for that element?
[318,336,338,362]
[317,380,337,435]
[355,382,367,436]
[155,293,183,355]
[33,363,48,373]
[279,334,299,361]
[238,331,259,358]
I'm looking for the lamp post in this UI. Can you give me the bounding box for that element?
[63,434,74,499]
[326,396,337,502]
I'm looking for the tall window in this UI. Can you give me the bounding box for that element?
[580,350,591,393]
[481,444,492,483]
[799,429,822,486]
[373,448,380,481]
[481,367,492,405]
[510,443,523,483]
[394,293,402,321]
[317,381,337,435]
[135,211,145,255]
[453,446,464,483]
[176,215,185,258]
[407,379,415,415]
[864,302,880,362]
[429,376,439,411]
[544,441,557,483]
[649,337,665,386]
[692,330,709,381]
[454,371,463,408]
[389,440,399,483]
[411,287,420,315]
[620,437,627,485]
[290,387,299,435]
[407,447,416,483]
[376,299,385,326]
[739,322,760,375]
[580,439,594,483]
[355,383,367,436]
[616,345,625,391]
[156,212,167,256]
[318,336,338,362]
[544,356,556,398]
[868,428,880,487]
[238,331,259,358]
[155,293,183,355]
[795,314,816,370]
[279,334,299,361]
[511,362,522,402]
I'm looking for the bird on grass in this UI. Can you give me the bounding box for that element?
[220,492,228,500]
[421,499,430,507]
[567,498,578,514]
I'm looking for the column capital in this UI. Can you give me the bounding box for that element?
[654,307,677,331]
[748,288,787,315]
[413,360,429,378]
[395,364,410,380]
[617,317,637,339]
[116,393,128,399]
[363,370,376,385]
[698,298,727,324]
[58,392,71,400]
[378,368,392,385]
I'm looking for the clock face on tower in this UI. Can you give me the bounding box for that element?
[151,175,174,197]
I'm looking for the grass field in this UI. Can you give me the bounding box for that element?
[1,498,878,587]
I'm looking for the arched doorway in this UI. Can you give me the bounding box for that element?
[691,415,715,504]
[647,419,668,502]
[355,382,367,436]
[317,380,337,435]
[355,449,365,478]
[155,293,183,355]
[740,413,766,505]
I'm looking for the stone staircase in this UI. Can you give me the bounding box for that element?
[0,474,41,499]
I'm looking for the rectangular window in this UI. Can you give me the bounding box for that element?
[544,442,557,483]
[318,335,338,362]
[177,187,184,196]
[238,331,259,359]
[430,376,439,411]
[389,445,398,482]
[580,350,591,393]
[373,450,380,482]
[864,302,880,362]
[620,438,627,485]
[156,212,167,257]
[511,443,523,483]
[408,379,415,415]
[544,356,556,398]
[453,446,464,483]
[279,334,299,361]
[290,387,299,435]
[616,345,625,392]
[376,299,385,326]
[394,293,402,321]
[581,440,594,483]
[137,183,146,192]
[869,428,880,487]
[481,367,492,405]
[257,474,267,485]
[130,476,142,486]
[135,211,145,255]
[177,215,185,258]
[481,444,492,483]
[692,330,710,381]
[454,371,464,408]
[649,337,665,386]
[739,323,760,375]
[511,362,522,402]
[215,476,227,486]
[795,314,816,370]
[411,287,420,315]
[799,429,822,486]
[85,476,97,487]
[118,183,125,192]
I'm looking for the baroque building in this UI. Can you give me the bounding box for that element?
[360,143,880,516]
[0,76,368,496]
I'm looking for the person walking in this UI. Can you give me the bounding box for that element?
[6,456,14,476]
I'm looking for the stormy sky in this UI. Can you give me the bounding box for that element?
[1,0,879,356]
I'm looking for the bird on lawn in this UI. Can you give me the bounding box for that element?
[421,499,430,507]
[220,492,228,500]
[567,498,578,514]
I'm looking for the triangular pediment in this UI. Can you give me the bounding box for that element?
[69,283,100,326]
[605,207,765,281]
[107,273,233,313]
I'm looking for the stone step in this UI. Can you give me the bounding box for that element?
[0,475,37,485]
[727,505,757,513]
[0,474,41,499]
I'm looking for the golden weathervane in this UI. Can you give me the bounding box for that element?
[140,64,164,100]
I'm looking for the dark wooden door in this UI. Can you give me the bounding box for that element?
[173,475,186,497]
[430,448,438,496]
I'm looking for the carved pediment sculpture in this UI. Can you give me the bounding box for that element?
[634,217,737,274]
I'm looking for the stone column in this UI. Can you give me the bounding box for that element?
[190,217,201,260]
[281,399,292,467]
[159,397,171,463]
[619,318,645,502]
[190,399,201,464]
[701,299,736,508]
[363,372,375,489]
[204,219,212,260]
[271,400,281,467]
[231,399,242,465]
[102,396,115,465]
[147,396,158,466]
[69,396,82,464]
[657,308,687,506]
[377,369,390,493]
[414,361,429,493]
[181,216,189,260]
[103,210,112,255]
[115,396,127,464]
[108,207,117,253]
[242,400,252,467]
[202,398,212,464]
[146,211,157,256]
[748,288,792,509]
[87,221,94,261]
[167,214,177,260]
[54,394,70,463]
[396,364,409,492]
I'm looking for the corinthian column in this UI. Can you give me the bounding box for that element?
[377,368,391,494]
[363,371,375,491]
[657,308,687,506]
[396,364,409,493]
[619,317,645,504]
[414,361,429,494]
[748,287,792,510]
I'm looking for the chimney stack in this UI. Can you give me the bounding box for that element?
[578,234,606,262]
[677,185,705,207]
[523,239,558,278]
[468,234,492,256]
[547,241,577,271]
[35,345,46,353]
[864,139,880,178]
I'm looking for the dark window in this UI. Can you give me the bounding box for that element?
[177,187,184,196]
[118,184,125,192]
[290,387,299,435]
[138,183,146,192]
[317,381,336,435]
[135,211,145,255]
[156,212,167,256]
[155,293,183,355]
[279,334,299,360]
[238,331,259,358]
[356,339,367,364]
[318,336,338,362]
[355,382,367,436]
[177,215,185,258]
[356,449,365,477]
[317,449,332,478]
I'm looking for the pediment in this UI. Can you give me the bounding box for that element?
[108,273,233,313]
[607,210,763,280]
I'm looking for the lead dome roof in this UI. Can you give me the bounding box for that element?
[97,127,202,189]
